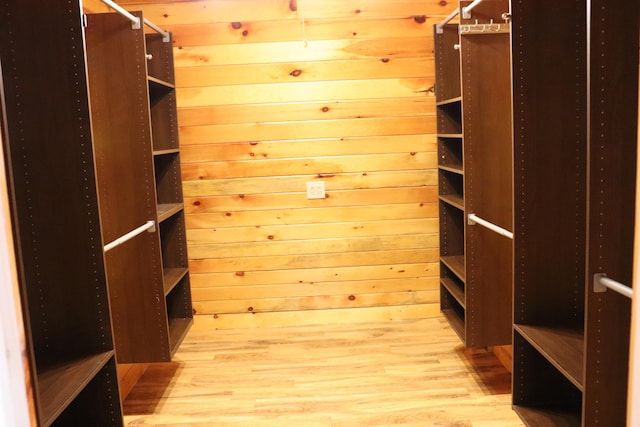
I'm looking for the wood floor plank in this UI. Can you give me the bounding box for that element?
[123,317,523,426]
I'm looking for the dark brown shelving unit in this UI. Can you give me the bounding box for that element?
[147,31,193,352]
[0,1,123,425]
[85,11,192,363]
[511,0,639,425]
[434,0,512,348]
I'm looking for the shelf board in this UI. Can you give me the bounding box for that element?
[154,148,180,156]
[157,203,184,223]
[441,277,465,308]
[438,164,464,175]
[514,404,581,427]
[38,351,115,427]
[436,96,462,106]
[437,133,463,139]
[439,194,464,211]
[169,317,193,356]
[441,255,465,282]
[442,308,465,341]
[514,324,584,391]
[148,75,175,90]
[164,267,189,296]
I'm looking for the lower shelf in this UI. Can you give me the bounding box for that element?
[169,317,193,355]
[513,330,582,426]
[38,351,116,426]
[166,275,193,356]
[514,324,584,390]
[442,308,465,340]
[514,404,581,427]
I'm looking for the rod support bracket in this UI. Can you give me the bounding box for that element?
[593,273,607,293]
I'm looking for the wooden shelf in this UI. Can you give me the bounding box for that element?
[440,277,465,308]
[157,203,184,223]
[169,317,193,355]
[514,405,581,427]
[442,308,465,341]
[148,75,175,90]
[438,164,463,175]
[436,96,462,106]
[38,351,115,426]
[441,255,465,282]
[514,324,584,391]
[164,267,189,296]
[154,148,180,156]
[439,194,464,211]
[437,133,463,139]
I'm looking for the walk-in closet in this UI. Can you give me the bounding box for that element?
[1,0,639,426]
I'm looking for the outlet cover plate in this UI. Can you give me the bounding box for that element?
[306,181,325,199]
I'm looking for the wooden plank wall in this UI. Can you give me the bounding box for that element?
[89,0,456,328]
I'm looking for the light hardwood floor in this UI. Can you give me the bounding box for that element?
[123,317,524,426]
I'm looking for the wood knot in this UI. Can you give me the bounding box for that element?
[381,58,390,63]
[322,106,330,112]
[238,194,245,199]
[231,22,242,29]
[414,15,427,24]
[268,235,275,240]
[213,314,219,319]
[192,308,197,315]
[439,0,447,6]
[348,295,356,301]
[355,9,361,14]
[225,212,232,216]
[235,271,245,276]
[410,152,417,156]
[289,0,297,11]
[249,141,258,146]
[248,306,254,312]
[163,13,169,18]
[193,200,201,206]
[242,30,249,36]
[290,69,303,77]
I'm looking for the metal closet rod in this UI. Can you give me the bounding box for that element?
[467,213,513,239]
[104,220,156,253]
[99,0,171,42]
[435,0,486,34]
[594,273,634,299]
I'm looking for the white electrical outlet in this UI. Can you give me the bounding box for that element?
[306,181,325,199]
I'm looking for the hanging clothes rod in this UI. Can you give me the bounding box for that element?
[594,273,634,299]
[99,0,171,42]
[436,8,459,34]
[104,220,156,253]
[467,213,514,239]
[462,0,485,19]
[435,0,488,33]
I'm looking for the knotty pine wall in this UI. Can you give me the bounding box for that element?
[88,0,457,328]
